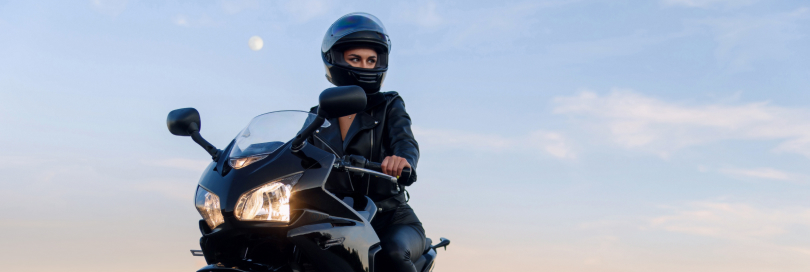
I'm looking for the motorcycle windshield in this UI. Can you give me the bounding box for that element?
[229,110,329,159]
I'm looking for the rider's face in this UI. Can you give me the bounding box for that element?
[343,47,378,69]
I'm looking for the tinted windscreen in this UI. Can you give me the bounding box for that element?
[228,110,329,158]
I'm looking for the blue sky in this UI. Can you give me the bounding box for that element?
[1,0,810,271]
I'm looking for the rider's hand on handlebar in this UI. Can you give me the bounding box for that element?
[381,155,410,178]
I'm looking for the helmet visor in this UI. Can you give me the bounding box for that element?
[329,43,388,69]
[322,12,389,53]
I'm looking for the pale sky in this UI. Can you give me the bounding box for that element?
[1,0,810,271]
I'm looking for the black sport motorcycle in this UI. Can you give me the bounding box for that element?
[166,86,449,272]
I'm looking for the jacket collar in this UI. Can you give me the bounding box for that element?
[316,92,387,154]
[365,92,386,111]
[342,110,381,151]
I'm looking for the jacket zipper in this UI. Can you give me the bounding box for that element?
[368,110,373,195]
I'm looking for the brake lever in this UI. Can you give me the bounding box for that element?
[344,166,398,184]
[333,160,400,192]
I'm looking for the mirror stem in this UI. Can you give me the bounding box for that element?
[291,116,325,151]
[189,122,221,161]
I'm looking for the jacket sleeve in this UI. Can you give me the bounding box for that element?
[385,97,420,169]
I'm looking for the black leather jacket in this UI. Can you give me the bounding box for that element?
[308,91,419,203]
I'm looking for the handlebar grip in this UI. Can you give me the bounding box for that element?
[365,161,383,172]
[365,161,416,186]
[366,161,411,175]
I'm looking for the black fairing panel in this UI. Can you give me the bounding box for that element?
[291,163,364,222]
[415,248,437,272]
[287,168,381,271]
[288,217,380,272]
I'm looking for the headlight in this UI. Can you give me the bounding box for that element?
[195,186,225,230]
[235,173,302,223]
[229,154,269,169]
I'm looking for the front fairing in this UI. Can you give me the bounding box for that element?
[198,141,366,230]
[196,142,382,272]
[193,111,383,272]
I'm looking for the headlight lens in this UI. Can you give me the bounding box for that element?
[235,173,302,222]
[229,154,269,169]
[195,186,225,230]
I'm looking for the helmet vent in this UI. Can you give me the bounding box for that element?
[351,71,379,83]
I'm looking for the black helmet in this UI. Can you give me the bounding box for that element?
[322,12,391,94]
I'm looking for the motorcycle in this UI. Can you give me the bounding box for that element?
[166,86,449,272]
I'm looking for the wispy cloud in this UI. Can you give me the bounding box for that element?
[719,167,799,181]
[545,31,689,64]
[399,1,579,54]
[283,0,330,23]
[662,0,758,9]
[221,0,259,15]
[651,201,810,240]
[687,8,809,71]
[142,158,212,172]
[553,89,810,158]
[171,13,219,27]
[392,0,444,29]
[173,14,189,27]
[442,2,545,52]
[90,0,128,17]
[414,127,576,159]
[132,178,194,201]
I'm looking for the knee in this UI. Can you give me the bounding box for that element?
[381,240,411,262]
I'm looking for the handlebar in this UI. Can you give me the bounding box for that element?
[364,161,413,181]
[335,155,418,188]
[344,166,398,184]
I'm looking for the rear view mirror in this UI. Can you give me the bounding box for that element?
[291,85,367,151]
[166,107,220,161]
[317,85,367,119]
[167,108,202,136]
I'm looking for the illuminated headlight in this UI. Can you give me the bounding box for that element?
[235,173,302,222]
[229,154,269,169]
[195,186,225,230]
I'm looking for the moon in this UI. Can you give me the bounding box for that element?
[248,36,264,51]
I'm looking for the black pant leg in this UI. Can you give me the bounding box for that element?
[379,224,426,272]
[374,204,426,272]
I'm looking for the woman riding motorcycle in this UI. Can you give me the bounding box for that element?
[307,12,425,272]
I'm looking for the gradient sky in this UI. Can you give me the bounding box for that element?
[2,0,810,271]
